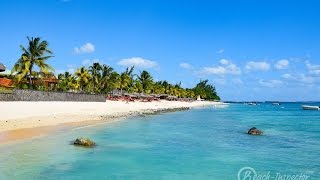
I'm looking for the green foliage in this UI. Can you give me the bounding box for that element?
[10,37,220,99]
[193,80,220,100]
[56,63,220,100]
[138,70,153,93]
[75,67,91,92]
[0,87,13,93]
[12,37,54,85]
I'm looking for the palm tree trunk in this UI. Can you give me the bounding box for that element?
[29,71,32,87]
[92,78,95,93]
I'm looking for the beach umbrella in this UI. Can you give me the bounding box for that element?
[0,63,5,72]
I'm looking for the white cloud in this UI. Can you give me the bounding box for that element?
[219,59,229,65]
[118,57,158,69]
[216,49,224,54]
[282,73,315,84]
[259,79,283,88]
[55,64,77,75]
[200,66,226,75]
[245,61,270,72]
[232,78,243,85]
[179,63,193,69]
[82,58,101,66]
[282,73,292,79]
[275,59,289,70]
[66,64,76,73]
[198,59,241,76]
[74,43,95,54]
[306,61,320,76]
[213,78,227,85]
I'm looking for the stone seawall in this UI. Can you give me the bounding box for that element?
[0,93,14,101]
[0,89,105,102]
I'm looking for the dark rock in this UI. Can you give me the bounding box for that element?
[73,138,96,147]
[248,127,263,135]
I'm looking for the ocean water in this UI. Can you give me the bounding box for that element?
[0,103,319,179]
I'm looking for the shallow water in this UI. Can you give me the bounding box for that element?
[0,103,319,179]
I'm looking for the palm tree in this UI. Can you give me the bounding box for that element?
[75,67,91,92]
[108,72,121,93]
[119,72,131,94]
[152,82,165,94]
[118,66,135,94]
[69,75,80,92]
[57,71,73,91]
[124,66,135,93]
[125,66,135,76]
[88,62,102,93]
[131,79,143,93]
[100,65,114,93]
[138,70,153,93]
[12,37,54,85]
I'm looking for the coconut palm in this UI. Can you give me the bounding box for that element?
[57,71,74,91]
[108,72,121,93]
[152,82,165,94]
[88,62,102,93]
[12,37,54,85]
[119,72,131,94]
[138,70,153,93]
[75,67,91,92]
[125,66,135,76]
[123,66,135,92]
[100,65,114,93]
[131,79,143,93]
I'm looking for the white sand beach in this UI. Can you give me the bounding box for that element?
[0,100,218,133]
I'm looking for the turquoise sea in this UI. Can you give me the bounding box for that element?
[0,103,319,179]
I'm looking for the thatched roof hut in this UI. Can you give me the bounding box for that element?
[139,93,148,99]
[0,63,5,72]
[124,93,138,98]
[166,96,178,101]
[150,94,161,98]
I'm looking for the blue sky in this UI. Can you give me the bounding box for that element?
[1,0,320,101]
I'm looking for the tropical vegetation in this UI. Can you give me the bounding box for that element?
[12,37,54,86]
[8,36,220,100]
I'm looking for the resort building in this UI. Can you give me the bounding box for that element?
[0,63,13,88]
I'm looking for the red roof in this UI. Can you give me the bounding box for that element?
[0,78,13,88]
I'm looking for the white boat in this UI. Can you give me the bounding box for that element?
[302,105,320,110]
[272,102,280,105]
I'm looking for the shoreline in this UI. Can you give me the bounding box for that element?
[0,100,220,144]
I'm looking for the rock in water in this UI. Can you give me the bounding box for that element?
[247,127,263,135]
[73,138,96,147]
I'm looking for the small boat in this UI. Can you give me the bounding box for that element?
[266,101,281,105]
[302,105,320,110]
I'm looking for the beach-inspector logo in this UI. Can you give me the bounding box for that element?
[237,166,310,180]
